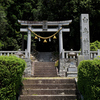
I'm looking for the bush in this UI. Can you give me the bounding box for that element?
[0,56,26,100]
[90,43,98,51]
[90,40,100,51]
[78,58,100,100]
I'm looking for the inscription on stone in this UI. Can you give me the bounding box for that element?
[83,28,88,34]
[84,50,89,55]
[80,14,90,60]
[83,17,88,23]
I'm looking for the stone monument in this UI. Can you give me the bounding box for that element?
[80,14,90,60]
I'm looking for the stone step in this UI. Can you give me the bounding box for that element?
[35,66,56,70]
[34,71,57,76]
[23,79,75,85]
[67,72,77,77]
[23,84,76,89]
[34,71,57,73]
[34,69,56,71]
[34,71,57,74]
[34,62,55,66]
[67,67,77,72]
[20,95,77,100]
[20,78,77,100]
[34,73,57,75]
[35,66,55,69]
[34,65,55,67]
[34,75,57,77]
[22,89,76,95]
[37,52,52,62]
[33,62,56,77]
[34,72,57,74]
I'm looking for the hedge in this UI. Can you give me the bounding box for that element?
[78,58,100,100]
[0,56,26,100]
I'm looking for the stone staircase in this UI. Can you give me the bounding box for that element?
[37,52,52,62]
[19,78,77,100]
[34,62,57,77]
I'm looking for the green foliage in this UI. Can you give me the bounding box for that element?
[78,59,100,100]
[90,40,100,51]
[0,4,7,35]
[0,56,26,100]
[0,0,100,50]
[0,41,4,50]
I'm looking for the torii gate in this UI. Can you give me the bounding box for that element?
[18,20,72,58]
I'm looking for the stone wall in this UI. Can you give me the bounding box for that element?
[23,58,32,77]
[59,58,77,77]
[59,58,70,77]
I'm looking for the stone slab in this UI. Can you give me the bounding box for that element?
[67,67,77,72]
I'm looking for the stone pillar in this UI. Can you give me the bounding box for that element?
[98,49,100,56]
[22,33,24,51]
[59,25,63,58]
[80,14,90,60]
[27,26,31,58]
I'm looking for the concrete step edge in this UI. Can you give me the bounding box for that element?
[23,84,75,85]
[22,77,75,79]
[22,89,76,90]
[67,72,77,74]
[20,94,77,96]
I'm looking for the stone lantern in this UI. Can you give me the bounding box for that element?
[15,49,24,58]
[68,49,77,59]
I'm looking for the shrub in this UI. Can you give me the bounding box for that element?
[78,58,100,100]
[90,43,98,51]
[0,56,26,100]
[90,40,100,51]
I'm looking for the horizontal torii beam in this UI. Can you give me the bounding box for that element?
[18,20,72,26]
[20,28,70,32]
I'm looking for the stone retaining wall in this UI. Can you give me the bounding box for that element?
[59,58,77,77]
[23,58,32,77]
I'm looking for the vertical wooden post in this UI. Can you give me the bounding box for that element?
[27,26,31,58]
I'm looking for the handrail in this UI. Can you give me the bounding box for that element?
[0,49,29,58]
[60,50,98,59]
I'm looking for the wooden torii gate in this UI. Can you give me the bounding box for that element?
[18,20,72,58]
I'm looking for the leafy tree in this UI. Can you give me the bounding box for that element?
[0,0,100,51]
[0,4,7,36]
[0,4,7,50]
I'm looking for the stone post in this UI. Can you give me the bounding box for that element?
[98,49,100,56]
[27,26,31,58]
[59,25,63,58]
[62,49,64,58]
[80,14,90,60]
[25,49,28,58]
[22,33,24,51]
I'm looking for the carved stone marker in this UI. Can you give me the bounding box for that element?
[80,14,90,60]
